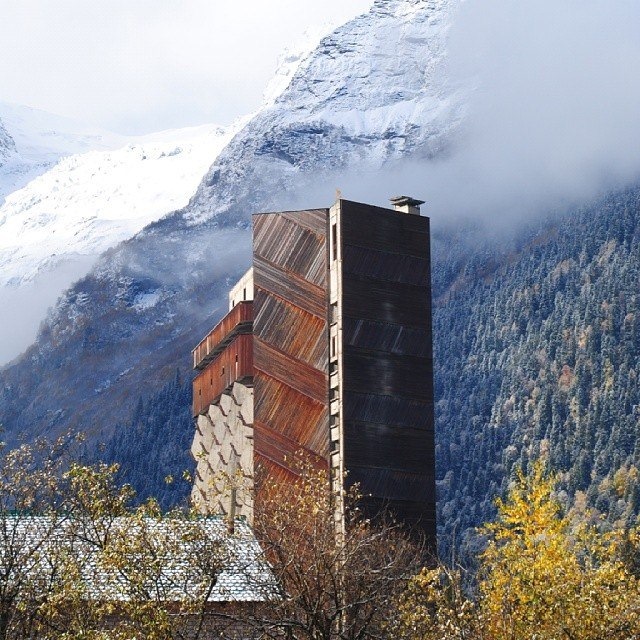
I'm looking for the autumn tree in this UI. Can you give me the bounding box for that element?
[40,462,228,640]
[392,563,483,640]
[0,438,229,639]
[480,461,639,640]
[393,461,640,640]
[237,457,426,640]
[0,434,78,639]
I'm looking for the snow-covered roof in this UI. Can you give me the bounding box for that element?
[0,514,275,603]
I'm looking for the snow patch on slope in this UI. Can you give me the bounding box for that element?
[0,122,237,288]
[0,102,125,201]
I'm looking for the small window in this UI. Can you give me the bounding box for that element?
[235,354,239,362]
[221,367,225,376]
[331,223,337,261]
[331,336,337,358]
[243,287,246,300]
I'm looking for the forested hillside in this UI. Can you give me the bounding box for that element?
[92,185,640,560]
[98,370,194,510]
[434,186,640,561]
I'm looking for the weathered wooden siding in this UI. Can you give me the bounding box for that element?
[253,209,330,475]
[339,200,435,541]
[192,334,254,416]
[192,302,253,370]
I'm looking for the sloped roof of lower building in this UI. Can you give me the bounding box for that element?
[0,513,276,603]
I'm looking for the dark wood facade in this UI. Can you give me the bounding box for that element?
[252,209,330,477]
[193,199,435,549]
[337,200,435,538]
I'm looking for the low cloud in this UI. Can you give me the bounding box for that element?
[0,256,97,365]
[305,0,640,227]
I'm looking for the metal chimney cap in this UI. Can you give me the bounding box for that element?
[389,195,425,207]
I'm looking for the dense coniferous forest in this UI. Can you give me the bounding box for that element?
[98,370,194,510]
[434,186,640,561]
[97,185,640,560]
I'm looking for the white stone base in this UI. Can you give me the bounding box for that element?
[191,381,254,523]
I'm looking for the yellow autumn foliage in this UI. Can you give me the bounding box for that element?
[394,461,640,640]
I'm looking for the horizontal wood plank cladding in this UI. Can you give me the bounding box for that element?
[192,302,253,370]
[192,334,253,416]
[254,339,327,405]
[346,465,435,503]
[359,495,436,534]
[342,277,431,328]
[254,259,326,318]
[253,209,328,288]
[338,200,434,543]
[342,348,432,401]
[343,245,430,286]
[344,392,433,429]
[343,423,434,472]
[342,317,432,358]
[254,294,327,370]
[339,200,430,258]
[254,374,329,457]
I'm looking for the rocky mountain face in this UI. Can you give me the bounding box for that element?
[2,0,638,558]
[0,118,16,166]
[0,0,462,444]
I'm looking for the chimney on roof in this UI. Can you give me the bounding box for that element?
[390,195,425,215]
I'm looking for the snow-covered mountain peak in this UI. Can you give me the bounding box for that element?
[0,118,16,164]
[185,0,462,224]
[261,5,376,109]
[278,0,456,121]
[261,27,332,109]
[0,107,244,363]
[0,121,237,289]
[0,102,127,201]
[0,101,123,157]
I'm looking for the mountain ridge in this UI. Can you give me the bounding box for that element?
[0,107,246,363]
[0,0,461,441]
[2,0,639,562]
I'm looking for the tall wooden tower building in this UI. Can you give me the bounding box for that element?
[191,197,435,545]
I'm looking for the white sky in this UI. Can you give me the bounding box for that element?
[0,0,372,135]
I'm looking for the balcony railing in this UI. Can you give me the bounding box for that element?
[192,301,254,370]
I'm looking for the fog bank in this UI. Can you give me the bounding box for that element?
[317,0,640,226]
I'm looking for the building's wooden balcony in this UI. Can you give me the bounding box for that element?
[193,334,254,416]
[192,301,254,370]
